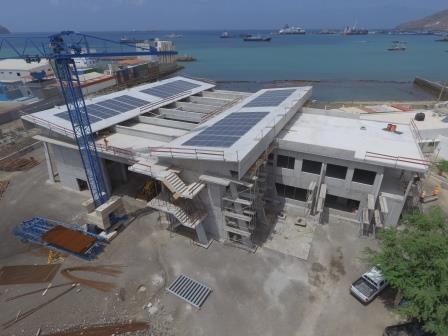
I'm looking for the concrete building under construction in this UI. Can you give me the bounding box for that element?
[22,76,429,250]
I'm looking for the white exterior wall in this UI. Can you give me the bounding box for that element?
[81,78,117,96]
[52,144,112,196]
[0,62,53,83]
[269,149,406,224]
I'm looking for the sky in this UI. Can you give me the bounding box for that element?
[0,0,447,32]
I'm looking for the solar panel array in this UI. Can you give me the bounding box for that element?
[183,112,269,148]
[243,89,295,108]
[55,95,150,124]
[141,80,201,98]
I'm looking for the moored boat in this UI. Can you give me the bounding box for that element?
[387,41,407,51]
[243,35,271,42]
[278,24,306,35]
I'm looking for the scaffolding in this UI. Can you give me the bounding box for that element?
[221,143,275,251]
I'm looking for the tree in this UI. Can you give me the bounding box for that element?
[366,207,448,336]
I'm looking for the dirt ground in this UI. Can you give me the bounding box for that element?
[0,146,401,336]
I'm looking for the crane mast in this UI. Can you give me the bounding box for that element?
[0,31,177,209]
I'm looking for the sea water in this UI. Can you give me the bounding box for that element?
[2,30,447,101]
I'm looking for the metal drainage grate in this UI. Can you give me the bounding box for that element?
[166,274,212,309]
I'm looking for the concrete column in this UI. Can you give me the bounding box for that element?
[99,159,112,197]
[43,142,55,183]
[119,163,128,183]
[345,168,354,191]
[372,172,384,199]
[195,222,209,246]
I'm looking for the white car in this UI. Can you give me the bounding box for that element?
[350,267,387,304]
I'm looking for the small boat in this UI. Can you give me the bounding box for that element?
[435,35,448,42]
[388,41,407,51]
[120,37,145,44]
[243,35,271,42]
[166,33,183,38]
[220,31,232,38]
[278,24,306,35]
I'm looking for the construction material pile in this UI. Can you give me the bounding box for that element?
[0,157,39,171]
[13,217,107,260]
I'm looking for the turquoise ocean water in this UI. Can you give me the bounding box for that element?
[1,30,447,101]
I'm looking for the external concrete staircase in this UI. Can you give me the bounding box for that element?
[148,198,206,229]
[158,171,205,200]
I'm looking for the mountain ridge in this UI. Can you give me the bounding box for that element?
[0,25,10,34]
[396,9,448,32]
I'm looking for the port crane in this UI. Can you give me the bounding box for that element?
[0,31,177,208]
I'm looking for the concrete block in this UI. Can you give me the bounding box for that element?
[82,198,95,213]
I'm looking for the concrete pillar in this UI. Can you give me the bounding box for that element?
[99,159,112,197]
[372,172,384,199]
[345,168,354,191]
[43,142,55,183]
[119,163,128,183]
[195,222,209,246]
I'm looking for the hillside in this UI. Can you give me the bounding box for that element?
[396,9,448,32]
[0,25,10,34]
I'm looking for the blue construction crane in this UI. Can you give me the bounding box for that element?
[0,31,177,208]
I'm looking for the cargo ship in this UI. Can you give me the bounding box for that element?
[341,25,368,35]
[120,37,145,44]
[278,24,306,35]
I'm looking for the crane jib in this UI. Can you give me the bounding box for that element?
[0,31,178,209]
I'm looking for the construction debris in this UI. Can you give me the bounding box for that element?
[13,217,107,260]
[60,265,123,292]
[47,250,64,264]
[0,180,9,200]
[0,264,60,285]
[40,321,150,336]
[2,284,76,329]
[0,157,39,172]
[6,282,75,302]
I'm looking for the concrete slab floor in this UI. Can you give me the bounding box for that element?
[0,147,401,336]
[263,215,314,260]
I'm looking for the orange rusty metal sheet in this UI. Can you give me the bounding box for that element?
[42,225,96,254]
[0,264,60,285]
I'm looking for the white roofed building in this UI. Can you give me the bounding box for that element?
[22,76,428,250]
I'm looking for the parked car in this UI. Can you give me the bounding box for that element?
[350,267,387,303]
[383,322,435,336]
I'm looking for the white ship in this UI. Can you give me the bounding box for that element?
[278,24,306,35]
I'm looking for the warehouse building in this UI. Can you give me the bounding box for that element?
[22,76,429,250]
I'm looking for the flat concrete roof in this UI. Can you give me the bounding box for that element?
[126,123,188,138]
[22,76,214,135]
[163,87,313,163]
[98,133,167,153]
[278,113,428,172]
[360,110,448,132]
[0,59,50,71]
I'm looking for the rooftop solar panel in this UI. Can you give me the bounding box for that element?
[183,112,269,148]
[243,89,295,108]
[95,99,133,112]
[141,80,201,98]
[113,95,149,107]
[55,111,102,123]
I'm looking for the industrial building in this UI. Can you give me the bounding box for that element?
[22,76,429,250]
